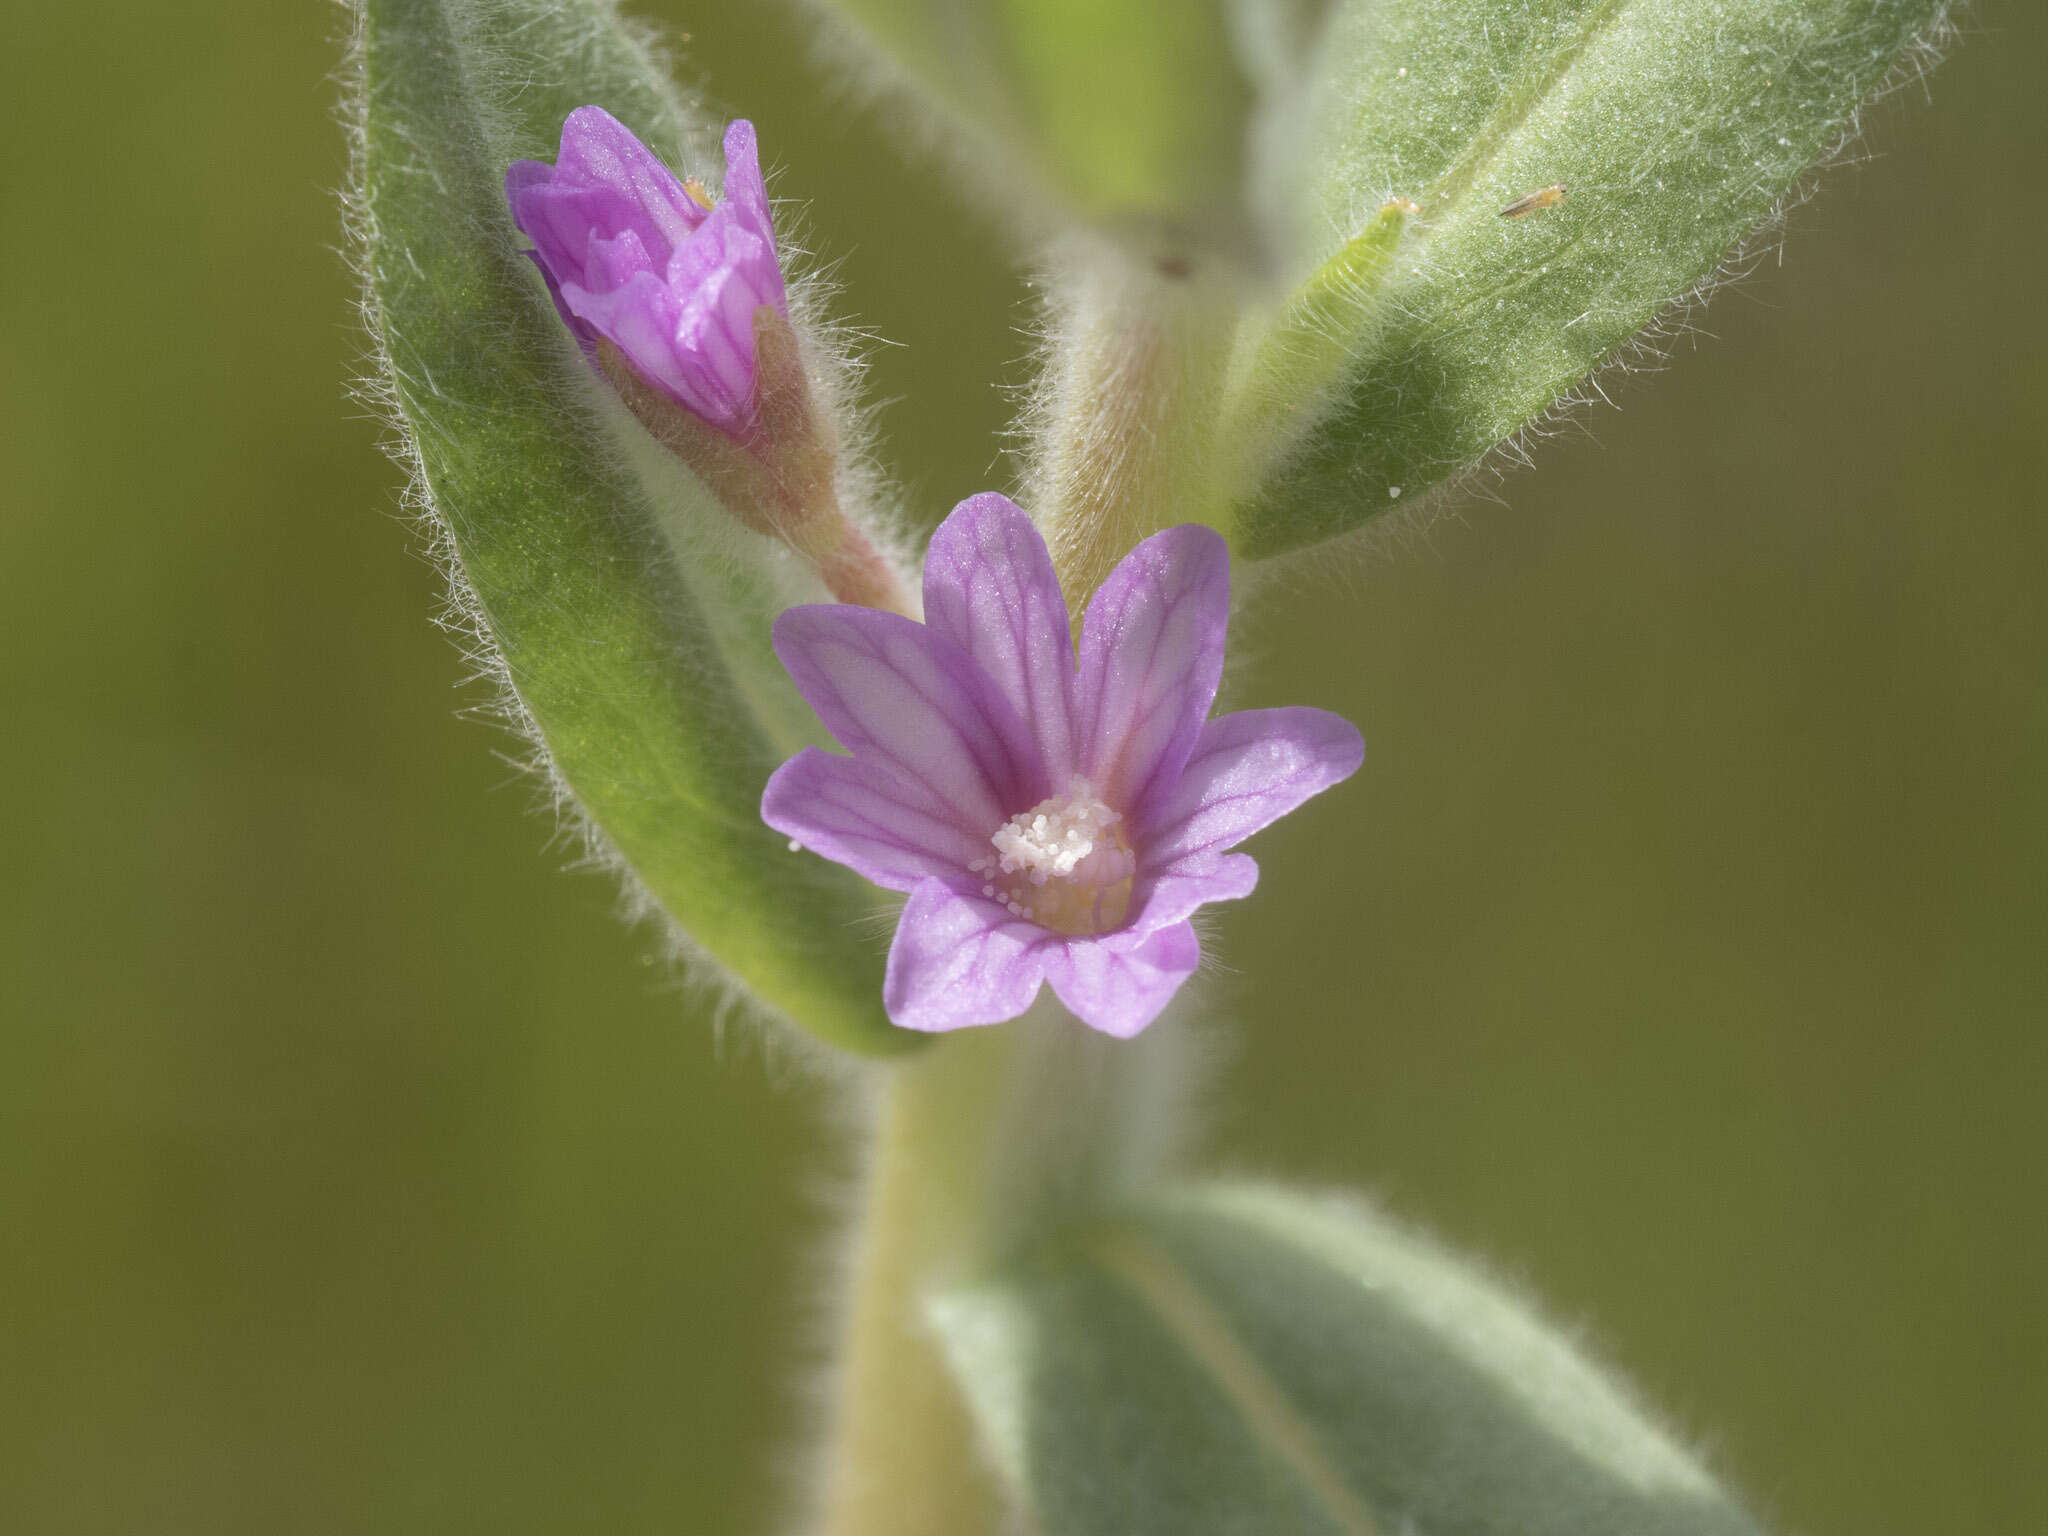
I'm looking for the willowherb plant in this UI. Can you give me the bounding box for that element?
[340,0,1950,1530]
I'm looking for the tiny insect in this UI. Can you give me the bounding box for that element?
[1499,183,1568,219]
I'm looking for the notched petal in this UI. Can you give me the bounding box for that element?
[1076,525,1231,822]
[1041,923,1201,1039]
[922,493,1079,781]
[885,879,1051,1031]
[773,604,1038,834]
[762,747,987,893]
[1119,855,1260,942]
[1147,707,1364,864]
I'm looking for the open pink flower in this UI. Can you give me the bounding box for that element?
[506,110,786,436]
[762,494,1364,1037]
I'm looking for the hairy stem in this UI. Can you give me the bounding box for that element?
[817,1044,1008,1536]
[1027,244,1246,607]
[818,1004,1202,1534]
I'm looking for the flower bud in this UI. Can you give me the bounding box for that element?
[507,110,908,613]
[507,110,786,438]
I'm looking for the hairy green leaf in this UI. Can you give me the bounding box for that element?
[346,0,914,1054]
[803,0,1255,254]
[931,1182,1765,1535]
[1231,0,1950,558]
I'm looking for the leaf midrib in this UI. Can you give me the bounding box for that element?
[1421,0,1636,226]
[1088,1227,1386,1536]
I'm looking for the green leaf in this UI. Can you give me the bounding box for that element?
[1230,0,1951,558]
[345,0,915,1054]
[930,1181,1765,1535]
[804,0,1255,253]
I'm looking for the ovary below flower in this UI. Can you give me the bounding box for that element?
[761,493,1364,1038]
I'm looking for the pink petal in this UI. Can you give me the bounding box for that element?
[559,267,677,372]
[762,748,990,893]
[716,119,786,312]
[507,112,787,438]
[885,879,1051,1031]
[773,605,1035,841]
[541,106,707,262]
[921,494,1079,783]
[1116,854,1260,941]
[662,223,780,428]
[1146,706,1365,865]
[584,224,660,291]
[1075,524,1230,823]
[1041,923,1201,1038]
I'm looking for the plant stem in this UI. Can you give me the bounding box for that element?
[821,244,1221,1532]
[817,1004,1201,1535]
[1026,243,1246,608]
[816,1040,1007,1536]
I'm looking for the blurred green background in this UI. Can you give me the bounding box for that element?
[3,2,2041,1531]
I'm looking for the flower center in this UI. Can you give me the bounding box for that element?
[968,778,1136,936]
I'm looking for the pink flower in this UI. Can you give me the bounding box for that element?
[506,110,786,436]
[762,494,1364,1037]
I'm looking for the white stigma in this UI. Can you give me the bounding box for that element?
[983,778,1123,884]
